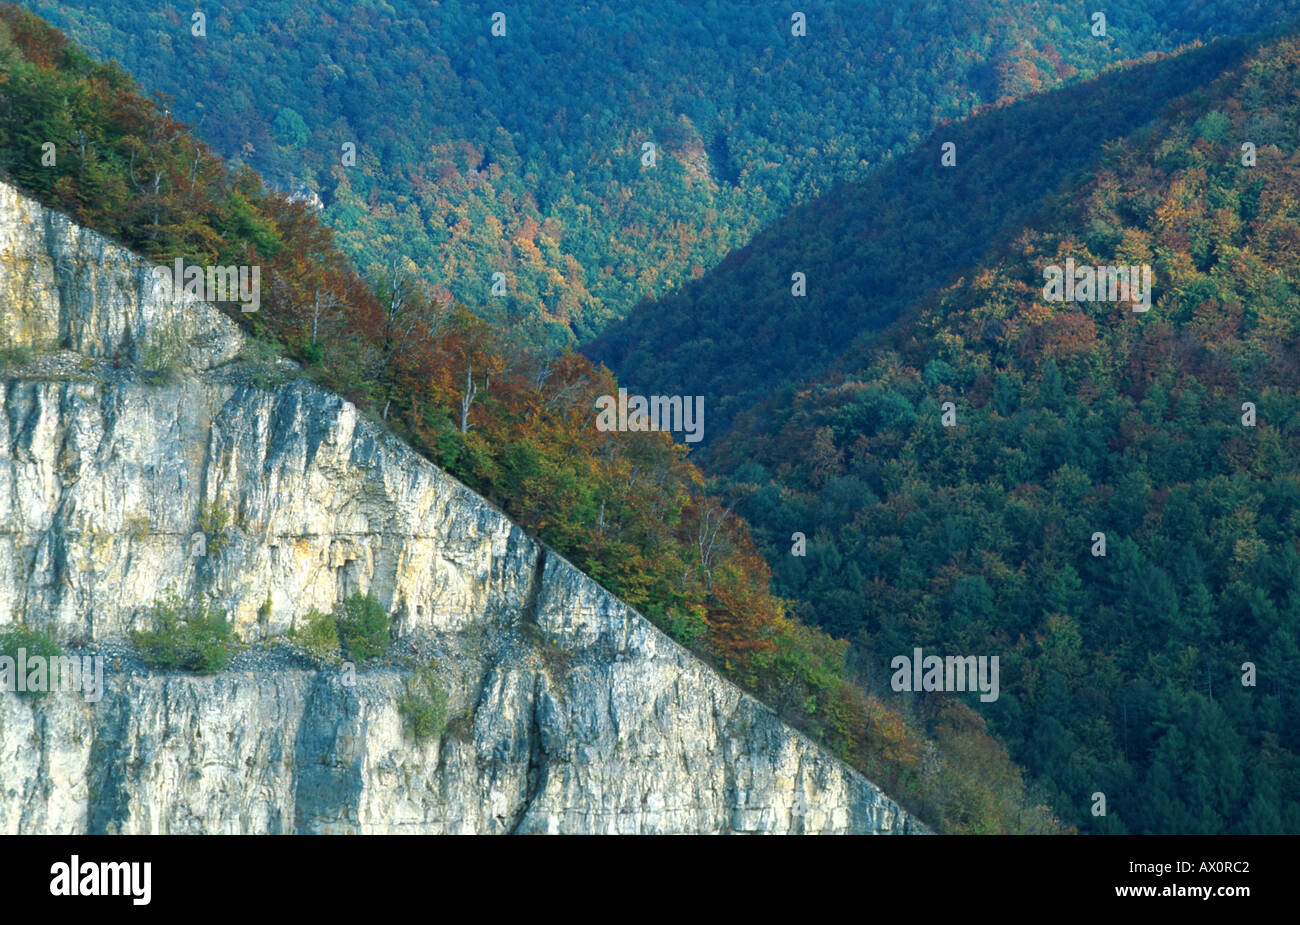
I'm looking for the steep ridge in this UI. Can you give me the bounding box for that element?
[0,182,924,833]
[603,24,1300,833]
[588,32,1265,441]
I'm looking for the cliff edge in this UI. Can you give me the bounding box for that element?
[0,182,925,834]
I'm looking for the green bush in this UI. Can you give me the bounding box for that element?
[237,335,291,388]
[399,668,448,741]
[335,592,391,662]
[133,593,234,674]
[0,345,35,372]
[127,510,151,541]
[291,607,340,660]
[0,625,63,700]
[198,500,233,555]
[136,318,187,385]
[664,605,708,648]
[301,342,324,365]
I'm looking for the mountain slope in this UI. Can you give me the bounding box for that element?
[617,26,1300,833]
[0,180,925,834]
[588,32,1267,438]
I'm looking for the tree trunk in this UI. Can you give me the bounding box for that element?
[460,363,477,433]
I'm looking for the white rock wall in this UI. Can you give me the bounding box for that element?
[0,181,925,834]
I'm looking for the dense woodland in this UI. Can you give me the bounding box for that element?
[616,27,1300,833]
[24,0,1299,345]
[4,0,1299,835]
[0,5,1067,833]
[590,35,1266,434]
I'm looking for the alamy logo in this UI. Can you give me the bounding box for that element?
[151,258,261,313]
[50,856,151,905]
[0,649,105,702]
[890,647,1000,702]
[1043,258,1151,311]
[595,387,704,443]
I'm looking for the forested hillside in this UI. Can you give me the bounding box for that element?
[0,5,1065,833]
[590,34,1264,436]
[630,25,1300,833]
[23,0,1299,343]
[8,0,1298,836]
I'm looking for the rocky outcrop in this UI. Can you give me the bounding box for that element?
[0,181,925,833]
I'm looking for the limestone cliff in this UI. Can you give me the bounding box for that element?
[0,181,925,834]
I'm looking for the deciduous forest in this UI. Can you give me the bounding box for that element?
[4,0,1300,835]
[614,27,1300,833]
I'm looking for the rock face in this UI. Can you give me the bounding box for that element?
[0,182,925,833]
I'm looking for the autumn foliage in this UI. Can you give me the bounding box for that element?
[0,4,1060,832]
